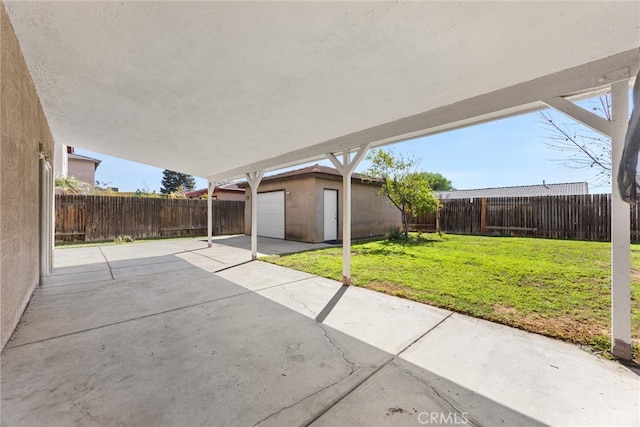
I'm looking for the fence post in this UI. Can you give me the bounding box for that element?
[480,197,487,233]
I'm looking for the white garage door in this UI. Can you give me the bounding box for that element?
[257,191,285,239]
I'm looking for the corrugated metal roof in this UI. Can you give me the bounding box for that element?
[437,182,589,199]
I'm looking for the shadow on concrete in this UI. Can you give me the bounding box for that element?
[199,234,334,256]
[2,250,546,426]
[315,285,349,323]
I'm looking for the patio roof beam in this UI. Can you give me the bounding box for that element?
[327,143,370,285]
[245,170,265,261]
[542,96,612,138]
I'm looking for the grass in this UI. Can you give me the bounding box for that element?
[264,233,640,356]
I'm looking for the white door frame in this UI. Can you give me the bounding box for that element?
[41,159,53,279]
[323,189,338,241]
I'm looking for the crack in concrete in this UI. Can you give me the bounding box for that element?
[318,324,358,371]
[252,322,369,427]
[280,286,314,317]
[98,247,115,280]
[298,312,456,425]
[393,362,480,427]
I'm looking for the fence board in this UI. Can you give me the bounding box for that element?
[411,193,638,242]
[56,195,244,242]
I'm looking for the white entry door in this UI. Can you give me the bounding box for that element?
[323,189,338,241]
[257,191,285,239]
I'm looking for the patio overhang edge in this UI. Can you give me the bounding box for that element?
[207,48,639,182]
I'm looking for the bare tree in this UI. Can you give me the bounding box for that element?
[540,95,611,187]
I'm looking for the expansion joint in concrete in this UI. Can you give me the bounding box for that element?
[4,290,254,350]
[396,312,454,356]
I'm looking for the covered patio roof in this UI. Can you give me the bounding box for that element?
[5,1,639,180]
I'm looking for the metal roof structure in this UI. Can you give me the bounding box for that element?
[437,182,589,199]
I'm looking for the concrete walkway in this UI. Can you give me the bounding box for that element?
[1,236,638,426]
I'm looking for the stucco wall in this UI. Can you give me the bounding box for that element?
[68,158,96,185]
[214,190,246,202]
[244,174,401,243]
[53,143,68,178]
[1,4,54,350]
[314,177,401,242]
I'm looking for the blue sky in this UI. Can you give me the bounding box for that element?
[79,106,611,194]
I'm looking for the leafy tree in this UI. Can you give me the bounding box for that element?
[540,95,611,186]
[413,172,454,191]
[364,149,440,239]
[160,170,195,194]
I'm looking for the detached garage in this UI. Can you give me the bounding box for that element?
[241,165,401,243]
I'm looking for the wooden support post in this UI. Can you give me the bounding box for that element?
[245,171,264,261]
[327,144,370,285]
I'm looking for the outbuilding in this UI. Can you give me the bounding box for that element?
[240,165,401,243]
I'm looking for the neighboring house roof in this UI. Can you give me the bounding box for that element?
[185,183,244,198]
[68,152,102,169]
[436,182,589,199]
[236,165,379,187]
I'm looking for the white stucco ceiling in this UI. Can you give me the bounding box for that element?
[5,1,640,180]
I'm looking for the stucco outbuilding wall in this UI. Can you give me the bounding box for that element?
[1,4,54,350]
[244,174,401,243]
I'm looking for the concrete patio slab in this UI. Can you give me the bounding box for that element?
[217,260,315,291]
[51,246,106,268]
[175,251,226,272]
[8,268,246,348]
[190,245,254,269]
[3,237,639,427]
[111,257,195,280]
[400,314,640,426]
[98,239,207,262]
[44,269,114,287]
[321,284,452,355]
[206,234,334,255]
[49,260,110,276]
[312,357,546,427]
[257,276,344,319]
[1,283,389,426]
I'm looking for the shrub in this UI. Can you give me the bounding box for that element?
[114,235,135,244]
[386,226,402,241]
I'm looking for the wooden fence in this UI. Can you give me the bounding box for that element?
[56,195,244,242]
[411,194,640,242]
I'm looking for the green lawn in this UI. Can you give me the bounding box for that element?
[264,233,640,352]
